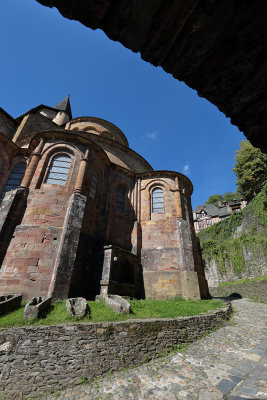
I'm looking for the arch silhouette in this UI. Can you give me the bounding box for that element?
[37,0,267,153]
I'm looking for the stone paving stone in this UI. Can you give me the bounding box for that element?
[229,384,260,397]
[216,379,236,395]
[228,375,243,384]
[45,299,267,400]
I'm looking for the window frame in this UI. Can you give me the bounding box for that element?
[43,152,73,187]
[116,186,127,214]
[151,186,165,214]
[89,171,99,199]
[0,161,27,202]
[198,221,204,230]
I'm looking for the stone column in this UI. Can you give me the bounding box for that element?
[177,218,201,300]
[48,192,87,299]
[175,176,183,218]
[105,165,114,243]
[138,178,141,222]
[20,138,45,188]
[74,149,89,193]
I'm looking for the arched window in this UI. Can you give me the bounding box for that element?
[0,162,26,202]
[152,187,164,213]
[116,187,126,213]
[45,154,72,185]
[89,171,99,199]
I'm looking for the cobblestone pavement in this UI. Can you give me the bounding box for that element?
[47,299,267,400]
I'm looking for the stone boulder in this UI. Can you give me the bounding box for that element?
[24,296,52,320]
[0,294,22,316]
[66,297,89,318]
[103,294,131,314]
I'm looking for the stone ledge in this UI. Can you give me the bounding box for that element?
[0,302,232,399]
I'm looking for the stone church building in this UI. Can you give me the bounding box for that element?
[0,97,208,300]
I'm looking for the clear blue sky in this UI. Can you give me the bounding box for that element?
[1,0,246,209]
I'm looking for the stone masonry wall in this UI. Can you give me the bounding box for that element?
[0,186,71,299]
[107,169,135,251]
[0,110,16,140]
[0,139,82,299]
[140,177,180,272]
[209,279,267,303]
[0,303,231,399]
[204,249,267,288]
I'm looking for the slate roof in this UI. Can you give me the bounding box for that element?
[16,95,72,122]
[218,206,231,217]
[54,95,72,119]
[0,107,15,122]
[193,203,231,220]
[193,204,219,217]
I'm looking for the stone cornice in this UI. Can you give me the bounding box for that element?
[137,170,193,194]
[66,116,129,147]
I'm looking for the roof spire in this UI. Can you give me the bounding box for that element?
[54,95,72,119]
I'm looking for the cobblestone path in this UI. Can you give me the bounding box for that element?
[47,299,267,400]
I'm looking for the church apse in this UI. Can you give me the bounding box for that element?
[0,97,208,300]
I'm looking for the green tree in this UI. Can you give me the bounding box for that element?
[223,191,240,202]
[205,194,223,206]
[233,140,267,201]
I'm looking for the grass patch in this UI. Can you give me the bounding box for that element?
[219,275,267,287]
[0,298,224,328]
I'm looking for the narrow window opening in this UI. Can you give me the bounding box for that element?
[0,162,26,202]
[152,187,164,213]
[45,154,71,185]
[89,171,99,199]
[116,187,126,213]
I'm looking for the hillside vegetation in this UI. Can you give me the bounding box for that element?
[198,184,267,278]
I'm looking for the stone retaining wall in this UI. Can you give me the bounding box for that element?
[210,280,267,303]
[0,303,232,399]
[204,250,267,288]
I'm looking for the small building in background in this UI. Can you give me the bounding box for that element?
[193,199,247,234]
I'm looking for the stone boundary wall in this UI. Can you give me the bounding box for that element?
[210,280,267,303]
[0,303,232,399]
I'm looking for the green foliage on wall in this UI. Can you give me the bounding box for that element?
[199,184,267,277]
[198,211,244,242]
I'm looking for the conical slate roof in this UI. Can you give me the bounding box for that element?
[54,95,72,119]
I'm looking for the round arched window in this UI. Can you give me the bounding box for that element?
[152,187,164,213]
[45,154,72,185]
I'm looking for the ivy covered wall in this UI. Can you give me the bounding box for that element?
[198,184,267,286]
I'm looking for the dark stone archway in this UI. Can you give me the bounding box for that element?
[37,0,267,152]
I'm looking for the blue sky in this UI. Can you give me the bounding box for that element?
[1,0,246,209]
